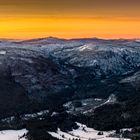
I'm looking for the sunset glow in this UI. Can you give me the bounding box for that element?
[0,0,140,39]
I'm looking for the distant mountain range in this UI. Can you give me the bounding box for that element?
[0,37,139,134]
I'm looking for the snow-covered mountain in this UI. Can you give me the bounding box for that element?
[0,37,139,130]
[0,37,139,102]
[0,37,139,139]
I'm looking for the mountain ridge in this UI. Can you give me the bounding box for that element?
[0,37,139,133]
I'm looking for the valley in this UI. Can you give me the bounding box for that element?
[0,37,139,139]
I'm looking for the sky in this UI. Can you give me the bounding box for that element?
[0,0,140,39]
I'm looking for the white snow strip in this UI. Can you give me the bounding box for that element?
[96,94,117,109]
[94,98,103,101]
[78,45,93,51]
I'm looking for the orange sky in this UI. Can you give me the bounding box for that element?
[0,0,140,39]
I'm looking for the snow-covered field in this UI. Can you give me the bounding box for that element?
[48,123,131,140]
[0,129,28,140]
[0,123,131,140]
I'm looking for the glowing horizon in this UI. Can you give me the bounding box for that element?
[0,0,140,39]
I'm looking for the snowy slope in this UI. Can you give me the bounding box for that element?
[48,123,131,140]
[0,129,28,140]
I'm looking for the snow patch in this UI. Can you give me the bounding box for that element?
[0,50,6,55]
[104,94,117,104]
[48,122,131,140]
[78,45,93,51]
[95,98,103,101]
[0,129,28,140]
[135,39,140,43]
